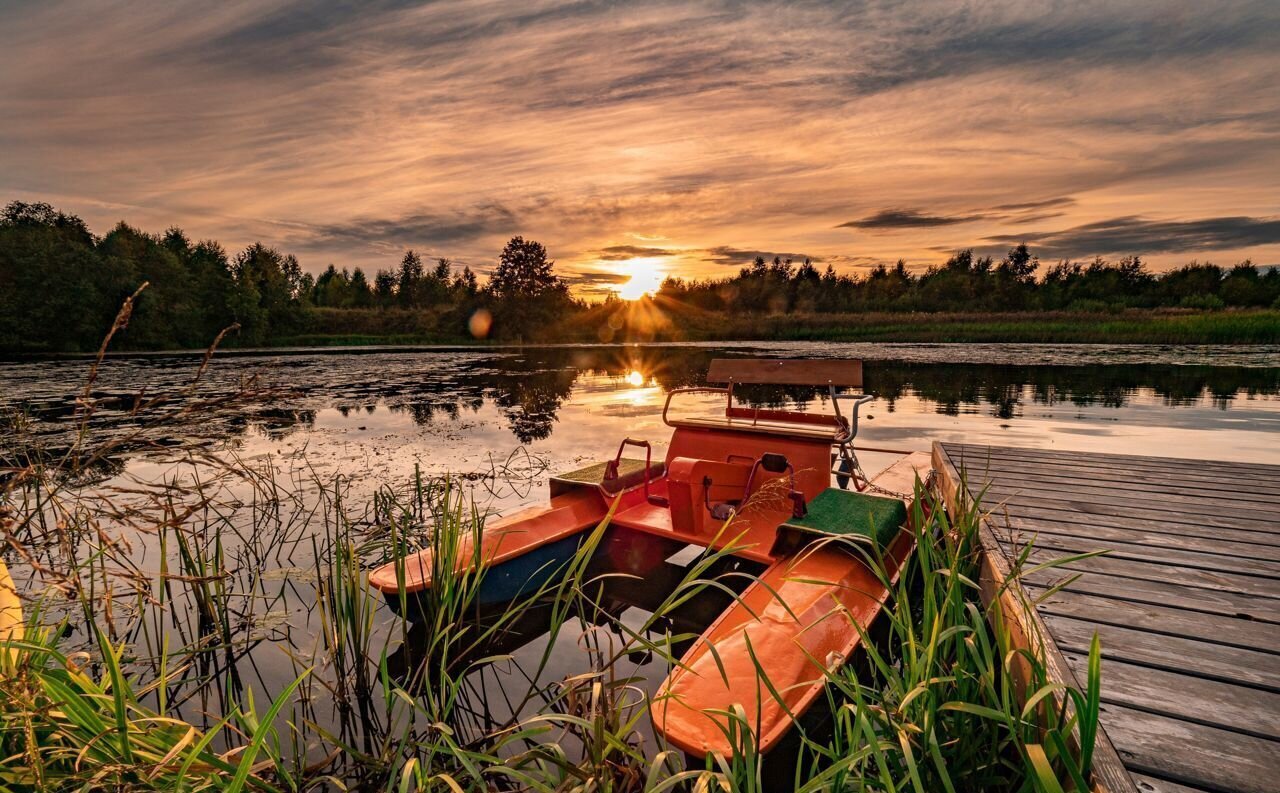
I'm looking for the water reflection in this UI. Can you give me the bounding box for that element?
[2,345,1279,468]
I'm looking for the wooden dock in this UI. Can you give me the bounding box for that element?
[932,442,1280,793]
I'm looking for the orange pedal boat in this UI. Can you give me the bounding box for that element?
[367,358,933,757]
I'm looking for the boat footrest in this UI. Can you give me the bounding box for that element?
[771,488,906,557]
[549,458,666,497]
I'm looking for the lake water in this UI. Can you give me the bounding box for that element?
[3,342,1279,771]
[5,342,1280,487]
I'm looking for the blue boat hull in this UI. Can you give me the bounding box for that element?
[383,530,589,621]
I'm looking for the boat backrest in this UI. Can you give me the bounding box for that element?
[706,358,863,388]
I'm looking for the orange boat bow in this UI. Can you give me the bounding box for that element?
[651,452,931,756]
[651,536,911,755]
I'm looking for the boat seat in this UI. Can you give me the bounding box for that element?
[549,457,666,498]
[667,415,844,441]
[771,489,906,557]
[612,493,675,534]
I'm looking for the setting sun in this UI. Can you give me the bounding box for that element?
[613,258,666,301]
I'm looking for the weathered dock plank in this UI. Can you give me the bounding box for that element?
[1021,548,1279,600]
[1100,704,1279,793]
[978,480,1280,516]
[998,516,1280,562]
[935,442,1280,793]
[962,460,1280,502]
[1045,615,1279,692]
[1036,589,1280,653]
[993,504,1280,547]
[1021,567,1280,623]
[1059,654,1280,742]
[1024,532,1280,577]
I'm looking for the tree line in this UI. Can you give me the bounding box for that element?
[656,247,1280,314]
[0,201,571,351]
[1,199,1276,353]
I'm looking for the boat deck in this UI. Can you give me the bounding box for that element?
[933,442,1280,793]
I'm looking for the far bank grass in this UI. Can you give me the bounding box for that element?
[284,308,1280,348]
[42,308,1273,352]
[684,308,1280,344]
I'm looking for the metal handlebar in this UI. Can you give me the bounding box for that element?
[661,386,730,427]
[605,437,666,506]
[661,385,874,445]
[832,393,875,443]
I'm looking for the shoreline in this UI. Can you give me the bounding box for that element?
[3,308,1278,359]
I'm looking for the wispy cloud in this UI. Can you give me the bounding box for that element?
[0,0,1277,284]
[990,197,1076,213]
[839,209,987,230]
[289,203,521,259]
[700,246,820,266]
[984,215,1280,260]
[591,245,680,260]
[841,197,1080,232]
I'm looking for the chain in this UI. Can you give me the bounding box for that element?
[841,444,936,501]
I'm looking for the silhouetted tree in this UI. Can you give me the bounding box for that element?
[373,269,397,307]
[0,202,115,350]
[487,236,571,338]
[349,267,373,307]
[489,238,562,300]
[398,250,423,308]
[99,222,195,347]
[456,266,479,296]
[993,244,1039,309]
[232,243,305,343]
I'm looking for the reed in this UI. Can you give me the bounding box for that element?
[0,603,307,791]
[796,481,1101,792]
[1,458,1102,791]
[0,307,1104,790]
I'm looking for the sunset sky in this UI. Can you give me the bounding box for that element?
[3,1,1278,299]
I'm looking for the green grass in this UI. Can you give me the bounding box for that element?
[280,306,1280,347]
[669,308,1280,345]
[0,603,308,791]
[266,333,459,347]
[23,308,1275,354]
[287,308,1280,347]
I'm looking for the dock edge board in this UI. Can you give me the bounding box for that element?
[931,441,1137,793]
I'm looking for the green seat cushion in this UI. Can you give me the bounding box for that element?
[776,488,906,552]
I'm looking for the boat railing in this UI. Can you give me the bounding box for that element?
[660,358,871,444]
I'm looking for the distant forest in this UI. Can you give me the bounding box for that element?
[2,200,1278,352]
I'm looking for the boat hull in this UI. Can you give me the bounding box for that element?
[381,530,590,621]
[368,489,611,620]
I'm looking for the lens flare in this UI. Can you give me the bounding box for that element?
[468,308,492,338]
[626,370,645,387]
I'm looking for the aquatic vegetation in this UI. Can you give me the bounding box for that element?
[800,485,1103,792]
[1,451,1101,791]
[0,315,1103,790]
[0,601,308,791]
